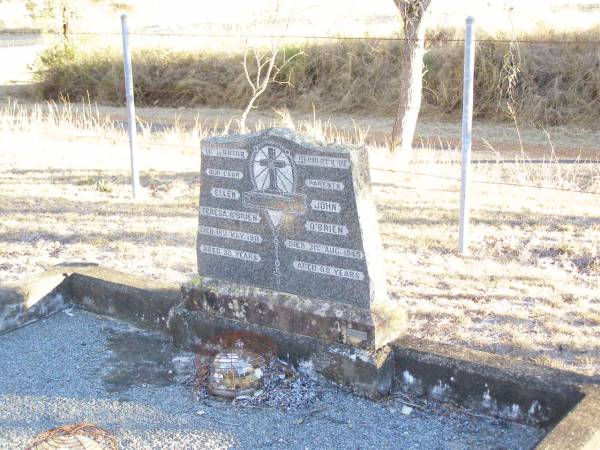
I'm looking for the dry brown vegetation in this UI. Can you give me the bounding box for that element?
[32,28,600,128]
[1,100,599,377]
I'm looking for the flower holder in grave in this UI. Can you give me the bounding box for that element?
[182,128,406,364]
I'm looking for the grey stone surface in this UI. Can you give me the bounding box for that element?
[182,277,405,350]
[0,309,545,450]
[197,128,388,309]
[9,264,600,448]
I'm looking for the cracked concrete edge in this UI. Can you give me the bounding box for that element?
[2,264,600,447]
[392,336,600,429]
[0,263,180,334]
[535,385,600,450]
[65,265,181,332]
[0,264,75,334]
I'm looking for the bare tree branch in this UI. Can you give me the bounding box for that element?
[239,0,302,133]
[242,46,256,92]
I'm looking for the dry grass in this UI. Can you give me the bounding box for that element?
[1,100,599,378]
[30,27,600,128]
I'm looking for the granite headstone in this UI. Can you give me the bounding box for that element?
[193,128,404,350]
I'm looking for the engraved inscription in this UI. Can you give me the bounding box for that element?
[305,221,348,236]
[347,328,369,345]
[294,154,350,170]
[305,179,344,191]
[284,239,364,259]
[199,226,263,243]
[198,130,375,307]
[211,187,240,200]
[205,168,243,179]
[199,244,261,262]
[293,260,365,281]
[314,145,350,155]
[310,199,341,213]
[200,206,261,223]
[202,147,248,159]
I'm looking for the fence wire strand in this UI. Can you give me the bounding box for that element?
[3,30,600,45]
[1,126,598,196]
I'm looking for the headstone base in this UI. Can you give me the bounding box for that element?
[182,277,406,351]
[168,304,395,399]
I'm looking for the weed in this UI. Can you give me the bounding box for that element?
[95,178,115,193]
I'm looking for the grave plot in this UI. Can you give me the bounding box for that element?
[185,128,406,398]
[0,309,544,449]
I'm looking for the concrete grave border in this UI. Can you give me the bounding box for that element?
[1,263,598,449]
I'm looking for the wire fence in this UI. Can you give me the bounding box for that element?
[4,29,600,45]
[1,27,599,200]
[1,125,598,196]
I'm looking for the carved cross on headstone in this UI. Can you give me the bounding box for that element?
[258,145,288,195]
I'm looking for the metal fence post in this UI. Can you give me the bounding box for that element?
[458,16,475,254]
[121,13,140,198]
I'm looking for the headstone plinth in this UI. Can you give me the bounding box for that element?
[182,277,405,351]
[177,128,406,396]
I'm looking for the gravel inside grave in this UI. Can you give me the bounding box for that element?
[0,309,545,450]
